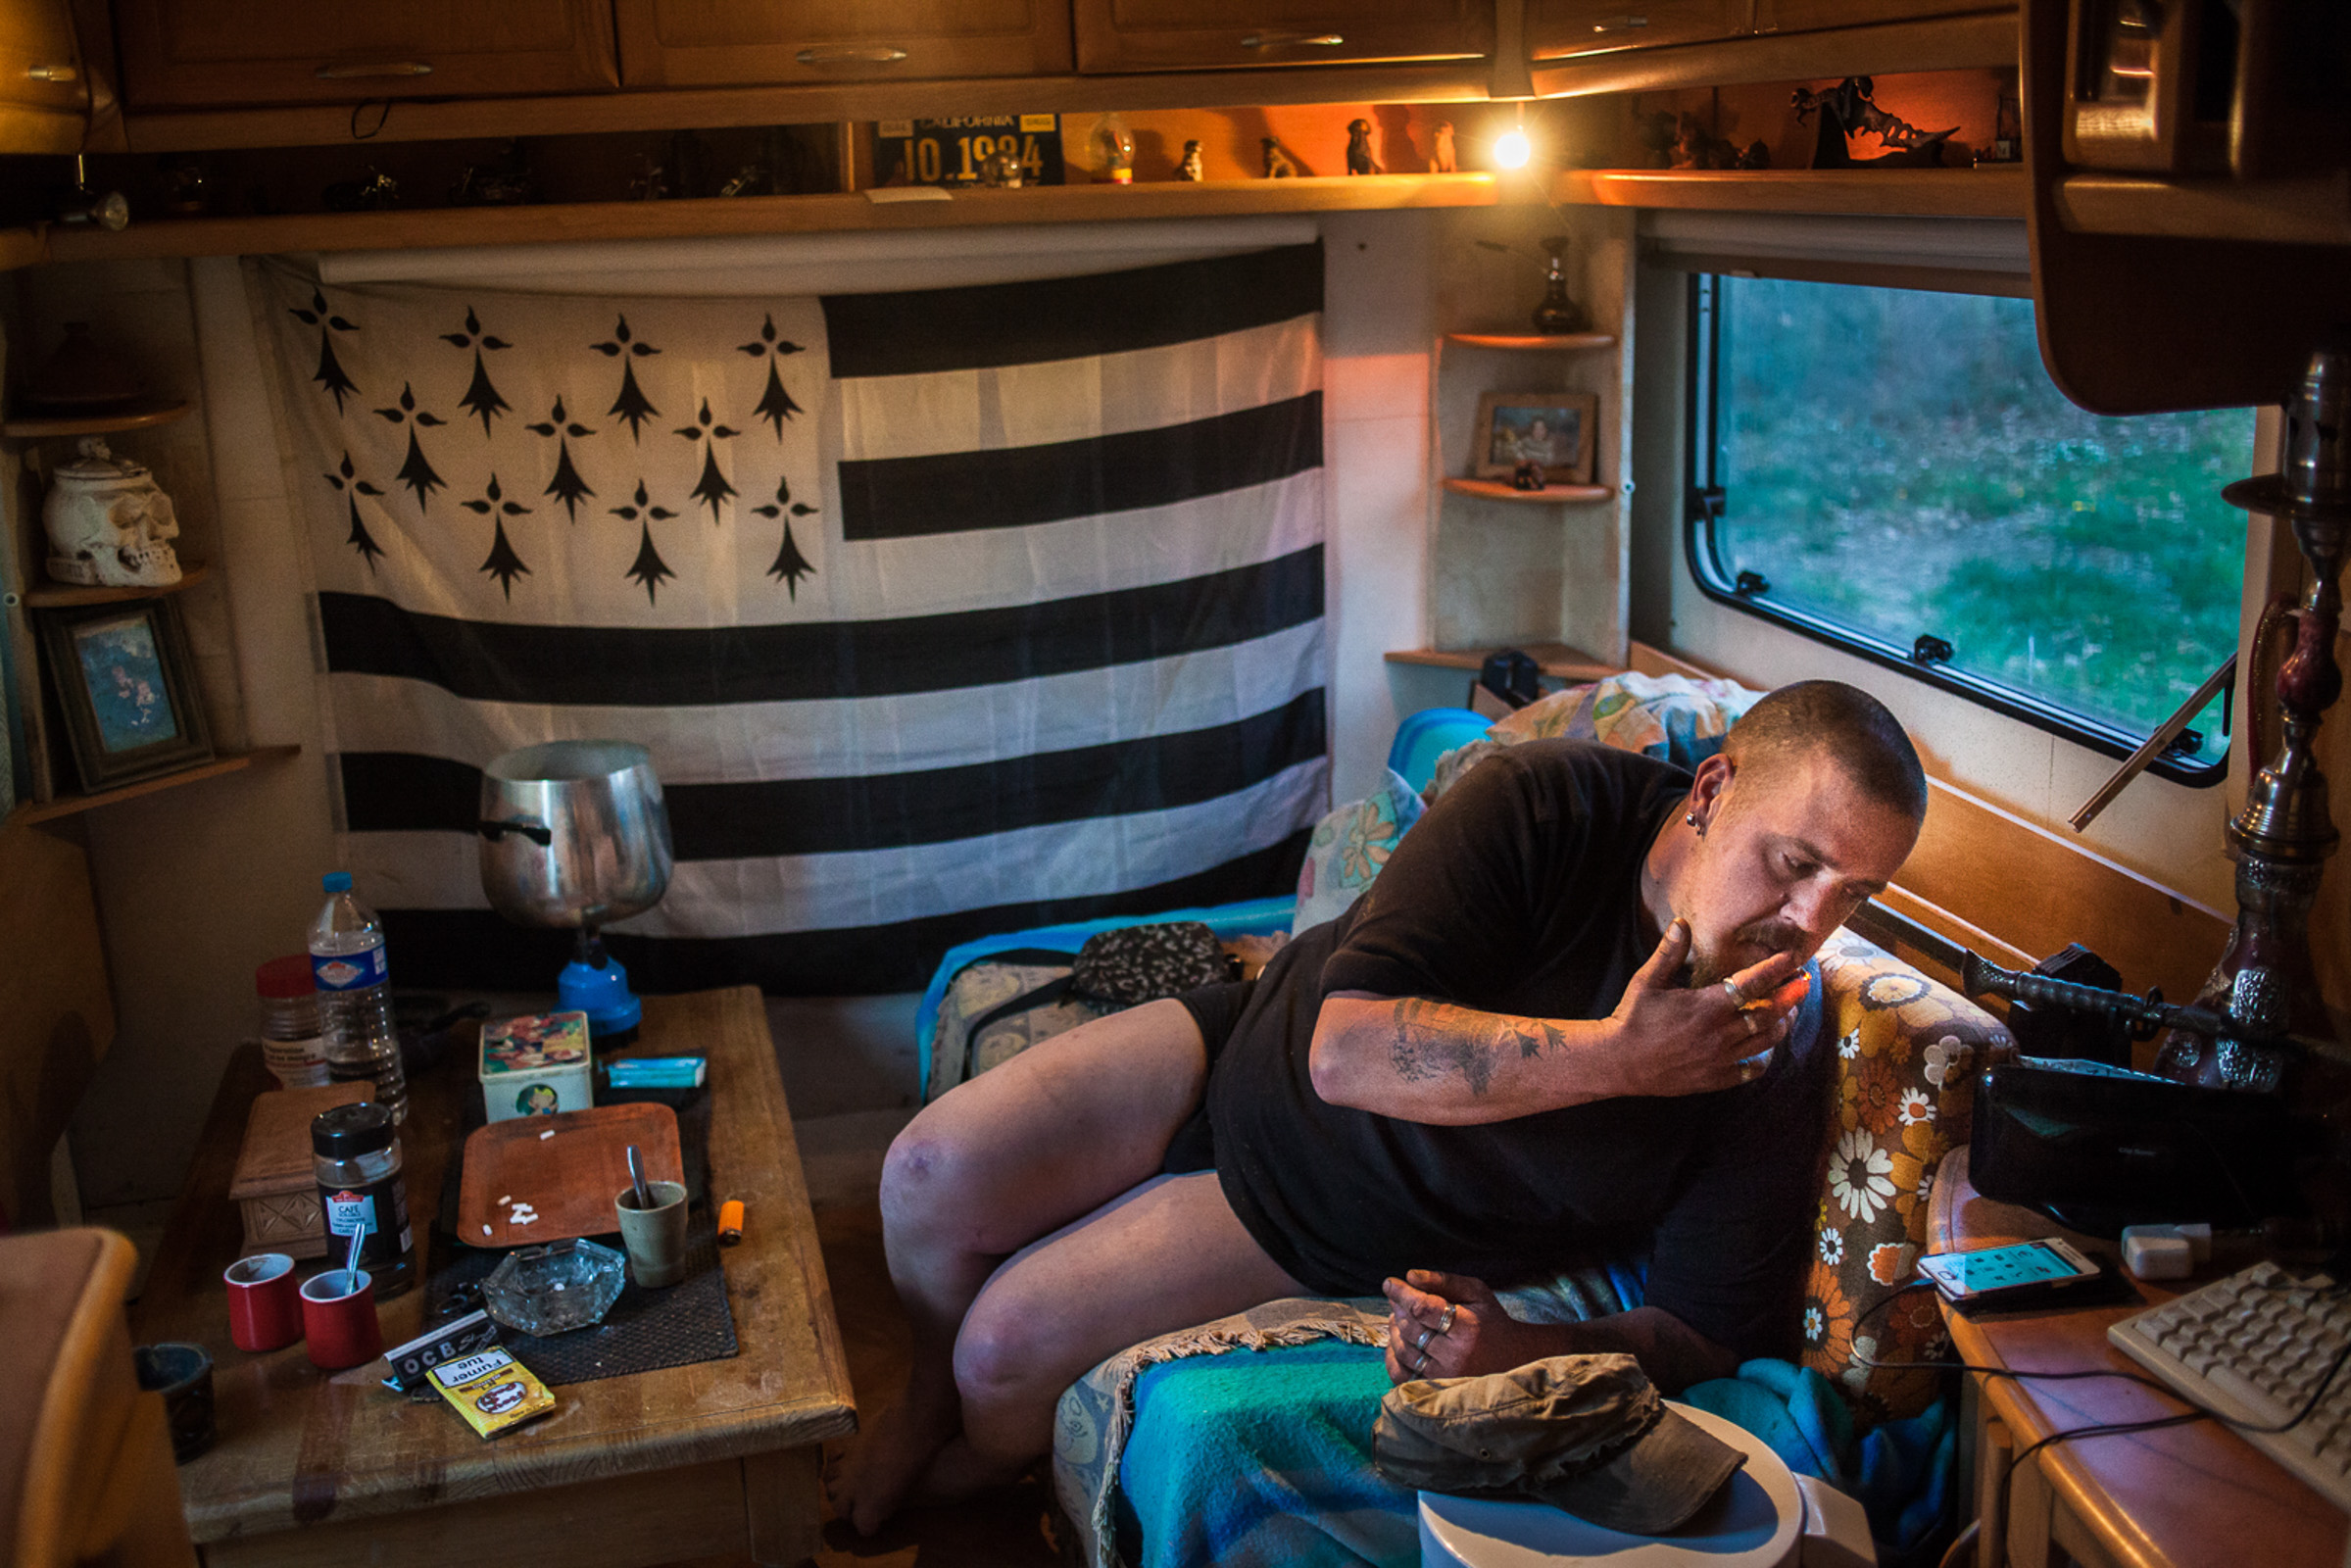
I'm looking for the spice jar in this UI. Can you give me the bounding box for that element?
[255,955,329,1089]
[312,1102,415,1298]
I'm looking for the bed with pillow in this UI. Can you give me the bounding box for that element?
[911,672,2013,1568]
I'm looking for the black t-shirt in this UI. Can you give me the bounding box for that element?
[1206,739,1830,1362]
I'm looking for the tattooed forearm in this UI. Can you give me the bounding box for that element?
[1387,1000,1572,1095]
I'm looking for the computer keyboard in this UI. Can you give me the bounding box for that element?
[2108,1260,2351,1511]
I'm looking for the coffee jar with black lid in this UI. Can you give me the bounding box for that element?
[312,1102,416,1297]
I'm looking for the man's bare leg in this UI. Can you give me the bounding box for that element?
[923,1165,1306,1495]
[829,998,1243,1535]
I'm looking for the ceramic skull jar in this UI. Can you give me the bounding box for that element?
[43,437,182,589]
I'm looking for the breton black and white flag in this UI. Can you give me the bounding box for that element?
[257,244,1327,994]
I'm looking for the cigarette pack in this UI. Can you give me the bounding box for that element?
[425,1347,557,1438]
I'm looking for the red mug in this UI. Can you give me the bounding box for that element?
[223,1252,303,1352]
[299,1268,383,1369]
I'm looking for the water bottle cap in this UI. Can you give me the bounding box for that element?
[256,955,315,998]
[312,1101,395,1158]
[323,871,353,893]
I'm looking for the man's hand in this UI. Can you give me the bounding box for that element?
[1383,1269,1743,1393]
[1595,918,1810,1099]
[1384,1269,1546,1383]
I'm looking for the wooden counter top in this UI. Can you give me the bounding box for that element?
[1930,1149,2343,1568]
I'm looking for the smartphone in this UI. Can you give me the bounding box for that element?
[1917,1238,2102,1303]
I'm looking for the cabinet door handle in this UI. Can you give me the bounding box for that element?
[795,45,909,65]
[1588,15,1649,32]
[24,63,76,82]
[315,60,434,79]
[1241,31,1346,48]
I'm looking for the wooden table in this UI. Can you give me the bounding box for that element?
[132,987,857,1568]
[1931,1149,2346,1568]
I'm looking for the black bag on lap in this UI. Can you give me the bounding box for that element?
[1069,922,1238,1006]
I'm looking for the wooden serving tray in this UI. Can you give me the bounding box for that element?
[457,1102,683,1249]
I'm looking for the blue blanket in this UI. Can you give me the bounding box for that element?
[1115,1344,1952,1568]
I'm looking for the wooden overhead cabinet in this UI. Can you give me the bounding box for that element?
[1528,0,1739,59]
[0,0,86,152]
[1530,0,2003,61]
[1748,0,2013,31]
[613,0,1073,85]
[111,0,619,108]
[1072,0,1490,74]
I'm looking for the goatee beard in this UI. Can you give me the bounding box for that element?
[1686,921,1810,989]
[1688,944,1733,990]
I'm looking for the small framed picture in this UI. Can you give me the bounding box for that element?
[36,598,213,793]
[1473,392,1599,485]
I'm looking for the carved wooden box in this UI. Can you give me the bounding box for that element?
[227,1081,372,1258]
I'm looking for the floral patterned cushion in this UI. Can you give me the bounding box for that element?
[1426,671,1762,804]
[1291,767,1426,934]
[1802,929,2017,1423]
[1490,669,1763,755]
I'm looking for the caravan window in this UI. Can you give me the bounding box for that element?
[1685,273,2251,784]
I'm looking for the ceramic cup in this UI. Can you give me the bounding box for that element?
[614,1179,689,1289]
[223,1252,303,1352]
[133,1342,216,1463]
[299,1267,383,1369]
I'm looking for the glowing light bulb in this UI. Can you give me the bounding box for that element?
[1494,128,1533,169]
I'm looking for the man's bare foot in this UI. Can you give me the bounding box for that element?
[826,1386,959,1536]
[910,1435,1033,1507]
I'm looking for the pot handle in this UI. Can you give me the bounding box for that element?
[477,816,554,847]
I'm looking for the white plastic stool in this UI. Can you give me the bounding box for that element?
[1417,1402,1803,1568]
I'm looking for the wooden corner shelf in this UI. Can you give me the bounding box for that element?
[0,401,193,439]
[5,744,302,829]
[1442,477,1613,504]
[1386,644,1618,682]
[1445,332,1617,352]
[21,563,211,609]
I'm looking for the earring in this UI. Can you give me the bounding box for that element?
[1684,810,1703,837]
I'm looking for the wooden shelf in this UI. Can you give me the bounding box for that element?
[1553,167,2028,220]
[26,167,2036,268]
[21,562,211,609]
[88,165,1990,275]
[4,745,301,829]
[1442,477,1612,504]
[1445,332,1617,352]
[1,401,193,439]
[1387,644,1618,681]
[48,174,1509,263]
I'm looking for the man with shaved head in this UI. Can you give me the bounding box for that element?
[832,678,1926,1534]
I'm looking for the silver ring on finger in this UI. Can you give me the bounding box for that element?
[1742,1009,1761,1037]
[1720,977,1743,1007]
[1415,1327,1433,1351]
[1414,1348,1430,1374]
[1439,1304,1458,1335]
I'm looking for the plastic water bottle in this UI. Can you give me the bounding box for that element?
[310,872,408,1123]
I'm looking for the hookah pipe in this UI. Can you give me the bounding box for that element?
[2150,347,2351,1095]
[1957,950,2323,1061]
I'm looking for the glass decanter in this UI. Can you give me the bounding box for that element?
[1532,236,1590,335]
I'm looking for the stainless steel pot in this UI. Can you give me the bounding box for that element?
[476,740,673,931]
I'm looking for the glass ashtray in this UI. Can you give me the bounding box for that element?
[480,1238,626,1336]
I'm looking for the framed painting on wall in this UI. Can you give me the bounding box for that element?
[1472,392,1599,486]
[36,597,213,792]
